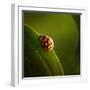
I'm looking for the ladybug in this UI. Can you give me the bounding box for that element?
[39,35,54,51]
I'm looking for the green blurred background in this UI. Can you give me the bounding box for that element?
[23,11,80,75]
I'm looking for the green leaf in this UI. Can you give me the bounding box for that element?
[24,25,64,77]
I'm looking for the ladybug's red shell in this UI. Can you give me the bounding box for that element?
[39,35,54,51]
